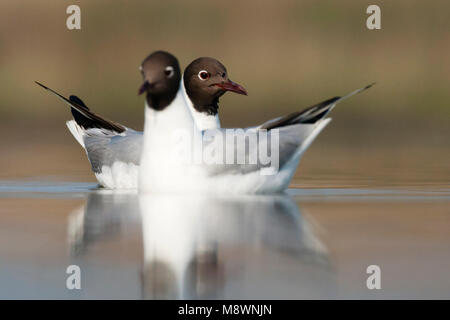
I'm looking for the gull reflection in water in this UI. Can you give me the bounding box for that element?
[67,190,140,256]
[68,192,334,299]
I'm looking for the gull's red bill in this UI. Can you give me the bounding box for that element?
[215,79,247,96]
[138,81,151,95]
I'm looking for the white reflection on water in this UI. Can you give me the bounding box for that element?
[67,192,334,299]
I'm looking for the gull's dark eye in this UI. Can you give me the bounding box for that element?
[198,70,209,80]
[222,72,226,78]
[165,66,174,78]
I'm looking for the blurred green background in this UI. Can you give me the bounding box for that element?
[0,0,449,184]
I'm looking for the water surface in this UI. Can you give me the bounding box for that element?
[0,179,448,299]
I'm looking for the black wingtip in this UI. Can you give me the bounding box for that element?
[69,95,89,110]
[365,82,376,90]
[35,81,49,90]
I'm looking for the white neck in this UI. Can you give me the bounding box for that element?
[142,84,194,137]
[182,79,221,130]
[139,83,198,192]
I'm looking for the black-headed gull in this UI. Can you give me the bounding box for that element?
[182,57,247,130]
[138,56,373,194]
[36,52,246,189]
[35,51,182,189]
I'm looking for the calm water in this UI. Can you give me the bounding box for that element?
[0,179,449,299]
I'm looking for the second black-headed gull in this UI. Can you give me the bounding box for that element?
[182,57,247,130]
[138,57,373,194]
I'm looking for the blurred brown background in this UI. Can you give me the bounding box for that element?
[0,0,449,185]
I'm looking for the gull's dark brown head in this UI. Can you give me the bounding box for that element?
[183,57,247,116]
[139,51,181,111]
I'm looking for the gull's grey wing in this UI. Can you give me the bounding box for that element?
[84,129,143,173]
[201,122,324,176]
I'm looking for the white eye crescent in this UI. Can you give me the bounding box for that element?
[198,70,210,80]
[138,65,143,72]
[165,66,174,78]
